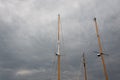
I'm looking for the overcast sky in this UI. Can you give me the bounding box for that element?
[0,0,120,80]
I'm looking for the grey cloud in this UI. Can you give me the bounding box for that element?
[0,0,120,80]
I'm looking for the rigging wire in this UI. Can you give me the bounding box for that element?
[60,18,65,56]
[49,32,58,80]
[60,17,66,79]
[50,53,57,80]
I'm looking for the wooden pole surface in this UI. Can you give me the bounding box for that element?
[57,14,61,80]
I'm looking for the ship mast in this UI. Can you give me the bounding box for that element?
[57,14,61,80]
[83,53,87,80]
[93,17,109,80]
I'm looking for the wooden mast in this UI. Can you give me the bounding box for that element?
[83,53,87,80]
[93,17,109,80]
[57,14,61,80]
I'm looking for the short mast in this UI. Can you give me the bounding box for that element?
[57,14,61,80]
[83,53,87,80]
[93,17,109,80]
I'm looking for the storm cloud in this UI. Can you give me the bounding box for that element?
[0,0,120,80]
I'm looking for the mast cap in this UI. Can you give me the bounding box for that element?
[94,17,96,21]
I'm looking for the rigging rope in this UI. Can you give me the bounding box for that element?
[50,53,57,80]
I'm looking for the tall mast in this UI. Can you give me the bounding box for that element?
[57,14,61,80]
[83,53,87,80]
[93,17,109,80]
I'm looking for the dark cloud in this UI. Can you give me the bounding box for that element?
[0,0,120,80]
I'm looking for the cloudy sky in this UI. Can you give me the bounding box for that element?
[0,0,120,80]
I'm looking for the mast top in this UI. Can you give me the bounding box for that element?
[94,17,96,21]
[58,14,60,16]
